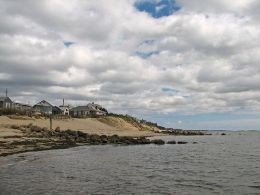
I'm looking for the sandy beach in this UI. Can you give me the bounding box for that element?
[0,115,161,156]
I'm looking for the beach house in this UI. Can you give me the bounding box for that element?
[13,102,32,111]
[59,99,71,115]
[0,97,13,110]
[33,100,53,115]
[70,102,108,118]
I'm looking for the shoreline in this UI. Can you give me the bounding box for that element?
[0,124,159,157]
[0,115,207,157]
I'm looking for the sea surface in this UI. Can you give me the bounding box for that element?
[0,131,259,195]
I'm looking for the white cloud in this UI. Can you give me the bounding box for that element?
[0,0,260,129]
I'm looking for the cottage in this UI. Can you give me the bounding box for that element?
[13,102,32,111]
[87,103,108,116]
[0,97,13,110]
[59,105,71,115]
[70,102,107,118]
[59,99,71,115]
[33,100,53,115]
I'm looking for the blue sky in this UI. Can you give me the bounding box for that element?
[1,0,260,130]
[134,0,181,18]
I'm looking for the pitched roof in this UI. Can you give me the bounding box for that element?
[0,97,12,102]
[34,100,53,107]
[70,105,89,111]
[70,103,107,113]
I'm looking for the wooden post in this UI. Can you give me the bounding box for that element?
[50,115,53,130]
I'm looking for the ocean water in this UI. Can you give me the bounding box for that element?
[0,131,259,195]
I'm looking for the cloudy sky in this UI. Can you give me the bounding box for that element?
[1,0,260,130]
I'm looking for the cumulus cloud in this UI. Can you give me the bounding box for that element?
[0,0,260,129]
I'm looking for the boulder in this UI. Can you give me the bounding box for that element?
[167,140,176,144]
[151,139,165,145]
[108,134,120,144]
[177,141,188,144]
[30,126,42,132]
[55,127,61,132]
[89,134,101,144]
[136,137,151,144]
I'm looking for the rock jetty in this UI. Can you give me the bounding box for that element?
[0,124,195,156]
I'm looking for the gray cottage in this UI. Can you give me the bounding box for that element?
[33,100,53,115]
[70,102,107,118]
[13,102,32,111]
[0,97,13,110]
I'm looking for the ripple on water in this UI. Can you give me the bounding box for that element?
[0,132,260,194]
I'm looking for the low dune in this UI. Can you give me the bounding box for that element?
[0,115,158,137]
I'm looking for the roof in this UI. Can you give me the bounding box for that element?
[71,103,107,113]
[52,106,62,112]
[0,97,12,102]
[33,100,53,107]
[70,105,89,111]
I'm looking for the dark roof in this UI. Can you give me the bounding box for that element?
[33,100,53,107]
[52,106,62,112]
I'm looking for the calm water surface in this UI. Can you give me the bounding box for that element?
[0,131,260,195]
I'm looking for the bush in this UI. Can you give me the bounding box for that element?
[10,124,20,129]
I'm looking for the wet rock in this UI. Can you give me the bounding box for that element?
[151,139,165,145]
[177,141,188,144]
[167,140,176,144]
[100,135,108,144]
[136,137,151,144]
[221,133,226,136]
[77,131,86,138]
[108,134,120,144]
[89,134,101,144]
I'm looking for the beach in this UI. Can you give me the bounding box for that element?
[0,115,161,156]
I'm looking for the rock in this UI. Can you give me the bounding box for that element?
[65,129,78,138]
[108,134,120,144]
[177,141,188,144]
[42,127,48,132]
[136,137,151,144]
[89,134,101,144]
[55,127,61,132]
[167,140,176,144]
[77,131,86,138]
[10,124,20,129]
[192,142,198,144]
[151,139,165,145]
[221,133,226,136]
[30,126,43,132]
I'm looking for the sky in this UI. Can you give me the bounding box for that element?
[0,0,260,130]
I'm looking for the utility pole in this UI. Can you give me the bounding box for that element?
[5,88,8,97]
